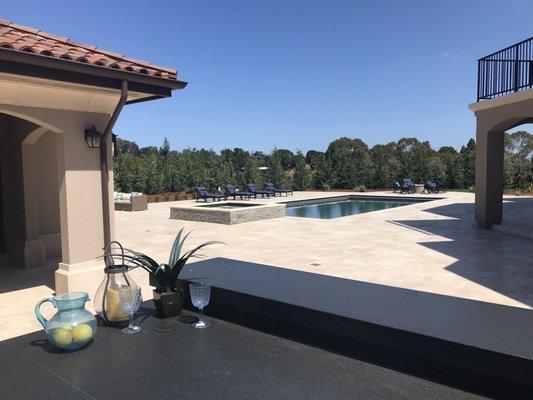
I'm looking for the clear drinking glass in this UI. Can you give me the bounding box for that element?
[119,286,142,334]
[189,283,211,328]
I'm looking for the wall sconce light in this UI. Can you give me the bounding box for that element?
[85,125,103,148]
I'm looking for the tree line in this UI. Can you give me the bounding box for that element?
[113,132,532,195]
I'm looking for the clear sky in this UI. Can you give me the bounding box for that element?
[5,1,533,152]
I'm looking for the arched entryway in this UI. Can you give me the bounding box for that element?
[0,112,61,268]
[471,93,533,228]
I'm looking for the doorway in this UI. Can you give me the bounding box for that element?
[0,157,5,263]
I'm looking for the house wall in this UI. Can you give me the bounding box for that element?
[0,114,44,266]
[469,90,533,228]
[0,103,117,297]
[35,132,60,235]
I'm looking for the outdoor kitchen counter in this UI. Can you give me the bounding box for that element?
[0,305,485,400]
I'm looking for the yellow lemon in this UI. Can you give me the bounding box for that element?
[71,324,93,342]
[52,328,72,347]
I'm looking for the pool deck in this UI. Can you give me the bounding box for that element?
[119,190,532,310]
[1,191,532,357]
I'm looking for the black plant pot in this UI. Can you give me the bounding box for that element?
[153,290,183,318]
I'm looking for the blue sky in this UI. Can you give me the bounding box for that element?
[5,1,533,152]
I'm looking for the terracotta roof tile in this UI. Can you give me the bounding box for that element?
[0,19,178,80]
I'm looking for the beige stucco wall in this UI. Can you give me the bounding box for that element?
[0,114,41,266]
[469,89,533,228]
[0,102,117,295]
[35,132,60,235]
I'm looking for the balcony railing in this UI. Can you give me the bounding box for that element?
[477,37,533,101]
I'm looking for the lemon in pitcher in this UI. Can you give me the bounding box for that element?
[72,324,93,343]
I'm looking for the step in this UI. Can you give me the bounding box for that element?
[181,258,533,399]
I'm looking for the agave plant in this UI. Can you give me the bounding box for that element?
[106,229,222,293]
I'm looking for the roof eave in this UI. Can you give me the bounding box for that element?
[0,48,188,99]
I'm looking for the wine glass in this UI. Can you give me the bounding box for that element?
[189,283,211,328]
[119,286,142,334]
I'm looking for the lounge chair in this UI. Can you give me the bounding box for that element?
[400,179,415,194]
[225,184,255,200]
[247,183,274,198]
[195,186,226,202]
[424,180,443,194]
[392,181,401,193]
[266,183,293,196]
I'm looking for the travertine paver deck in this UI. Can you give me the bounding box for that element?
[118,191,532,309]
[1,190,532,341]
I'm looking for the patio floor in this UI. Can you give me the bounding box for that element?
[1,191,532,350]
[118,190,532,309]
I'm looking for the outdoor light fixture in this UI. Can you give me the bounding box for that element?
[85,125,103,148]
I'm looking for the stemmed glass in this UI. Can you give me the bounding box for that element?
[189,283,211,329]
[119,286,142,334]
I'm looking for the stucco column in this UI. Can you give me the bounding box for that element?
[54,116,111,296]
[475,129,504,229]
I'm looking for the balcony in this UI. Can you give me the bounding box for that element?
[477,37,533,101]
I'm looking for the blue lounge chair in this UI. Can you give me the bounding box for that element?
[401,179,415,194]
[225,184,255,200]
[424,180,443,194]
[195,186,226,202]
[266,183,293,196]
[247,183,274,198]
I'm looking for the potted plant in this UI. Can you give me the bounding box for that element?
[111,229,221,318]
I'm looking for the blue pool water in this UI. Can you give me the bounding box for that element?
[285,197,427,219]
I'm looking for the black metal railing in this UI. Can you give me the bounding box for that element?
[477,37,533,101]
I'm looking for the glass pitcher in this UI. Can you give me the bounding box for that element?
[35,292,97,351]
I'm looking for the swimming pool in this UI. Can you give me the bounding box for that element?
[285,196,431,219]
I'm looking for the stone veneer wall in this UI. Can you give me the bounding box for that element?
[170,203,286,225]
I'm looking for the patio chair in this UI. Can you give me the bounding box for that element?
[401,179,415,194]
[424,180,443,194]
[225,184,255,200]
[266,183,293,196]
[195,186,226,202]
[392,181,401,193]
[247,183,274,198]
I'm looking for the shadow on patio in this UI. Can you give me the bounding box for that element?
[0,264,56,294]
[389,198,533,308]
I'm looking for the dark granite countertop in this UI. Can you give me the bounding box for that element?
[0,306,485,400]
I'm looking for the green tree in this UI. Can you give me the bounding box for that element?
[326,137,371,188]
[504,131,532,190]
[159,137,170,158]
[116,137,140,156]
[312,153,332,189]
[292,151,312,190]
[268,152,287,187]
[437,146,463,188]
[459,139,476,189]
[369,143,400,188]
[273,148,295,169]
[114,153,147,192]
[143,153,164,194]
